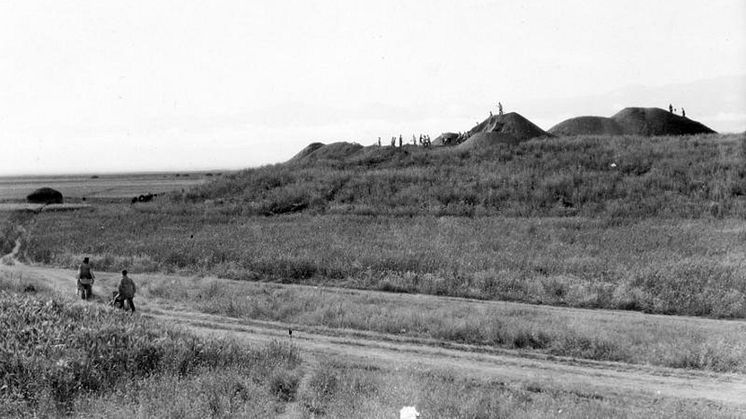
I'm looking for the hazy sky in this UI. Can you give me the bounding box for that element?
[1,0,745,175]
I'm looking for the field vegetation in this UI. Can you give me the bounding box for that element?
[25,210,746,318]
[141,274,746,373]
[0,284,302,417]
[185,133,746,218]
[5,134,746,320]
[0,283,736,418]
[4,133,746,416]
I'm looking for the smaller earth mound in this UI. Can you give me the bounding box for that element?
[611,107,716,136]
[467,112,550,142]
[457,132,520,150]
[27,187,63,204]
[548,116,625,136]
[290,142,363,163]
[289,142,325,162]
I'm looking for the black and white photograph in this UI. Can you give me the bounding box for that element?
[1,1,745,417]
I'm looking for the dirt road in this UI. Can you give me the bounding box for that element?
[3,261,746,410]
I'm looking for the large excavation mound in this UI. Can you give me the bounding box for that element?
[466,112,550,142]
[549,108,716,136]
[548,116,625,136]
[611,107,716,136]
[290,142,363,163]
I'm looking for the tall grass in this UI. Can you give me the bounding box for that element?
[26,209,746,317]
[142,275,746,373]
[183,134,746,218]
[297,359,736,418]
[0,290,301,417]
[2,290,734,418]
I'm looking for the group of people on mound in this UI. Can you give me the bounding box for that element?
[77,256,136,312]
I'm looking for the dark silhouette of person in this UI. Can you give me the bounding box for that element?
[682,108,686,118]
[498,102,503,116]
[77,257,95,300]
[117,270,136,312]
[669,104,673,113]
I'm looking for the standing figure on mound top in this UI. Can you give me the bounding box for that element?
[498,102,503,116]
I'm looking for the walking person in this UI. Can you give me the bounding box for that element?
[682,108,686,118]
[77,257,95,300]
[117,269,137,312]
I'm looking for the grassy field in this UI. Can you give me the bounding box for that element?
[185,133,746,218]
[139,273,746,373]
[3,130,746,416]
[0,278,738,418]
[23,208,746,317]
[0,283,302,417]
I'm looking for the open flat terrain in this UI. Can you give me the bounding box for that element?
[0,172,213,201]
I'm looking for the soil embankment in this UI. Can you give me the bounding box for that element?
[549,107,716,136]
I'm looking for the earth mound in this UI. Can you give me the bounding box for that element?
[611,107,716,136]
[548,116,625,136]
[290,142,325,162]
[457,132,520,150]
[27,187,63,204]
[290,142,363,163]
[466,112,550,142]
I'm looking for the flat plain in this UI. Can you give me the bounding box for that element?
[0,172,211,201]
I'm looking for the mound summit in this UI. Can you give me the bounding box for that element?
[549,107,716,136]
[467,112,550,142]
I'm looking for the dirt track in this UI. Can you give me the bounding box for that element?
[3,260,746,411]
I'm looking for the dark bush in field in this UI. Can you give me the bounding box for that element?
[27,187,63,204]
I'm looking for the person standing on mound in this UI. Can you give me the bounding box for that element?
[77,257,95,300]
[117,270,137,312]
